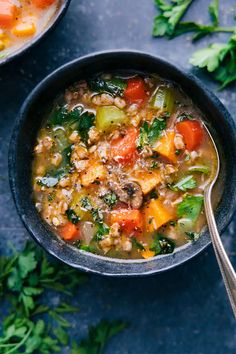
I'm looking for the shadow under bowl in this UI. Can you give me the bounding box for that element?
[8,50,236,276]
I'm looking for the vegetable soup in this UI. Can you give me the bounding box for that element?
[32,73,219,259]
[0,0,60,57]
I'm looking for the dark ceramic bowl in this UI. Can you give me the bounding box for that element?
[9,51,236,276]
[0,0,71,66]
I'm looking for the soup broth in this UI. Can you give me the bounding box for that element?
[32,72,219,259]
[0,0,60,58]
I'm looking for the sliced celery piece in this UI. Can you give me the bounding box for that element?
[188,165,210,174]
[150,86,175,113]
[96,106,127,132]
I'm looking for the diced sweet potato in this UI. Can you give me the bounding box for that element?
[81,161,107,187]
[153,131,177,163]
[12,21,36,37]
[132,170,161,194]
[141,249,155,259]
[144,199,174,232]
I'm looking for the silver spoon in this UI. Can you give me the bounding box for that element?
[203,123,236,318]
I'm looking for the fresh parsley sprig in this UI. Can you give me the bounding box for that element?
[153,0,236,41]
[190,33,236,89]
[0,242,127,354]
[153,0,193,38]
[71,320,127,354]
[153,0,236,88]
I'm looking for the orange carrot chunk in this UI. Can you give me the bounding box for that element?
[176,120,203,151]
[32,0,56,8]
[110,209,143,236]
[110,127,138,164]
[124,77,147,103]
[59,222,79,241]
[0,0,17,29]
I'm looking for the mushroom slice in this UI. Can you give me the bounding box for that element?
[108,181,143,209]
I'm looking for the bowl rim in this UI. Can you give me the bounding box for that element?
[8,49,236,277]
[0,0,71,67]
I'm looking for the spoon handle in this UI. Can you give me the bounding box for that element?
[205,187,236,318]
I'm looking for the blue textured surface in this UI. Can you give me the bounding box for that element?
[0,0,236,353]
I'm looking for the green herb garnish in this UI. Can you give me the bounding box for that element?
[153,0,193,38]
[177,195,204,221]
[102,192,118,209]
[153,0,236,88]
[137,118,166,149]
[77,111,95,142]
[170,175,197,192]
[71,320,127,354]
[0,242,127,353]
[190,33,236,89]
[95,223,110,241]
[49,106,95,142]
[177,112,194,121]
[150,161,159,169]
[131,237,145,251]
[149,189,158,199]
[80,196,92,210]
[80,197,104,223]
[188,165,210,174]
[88,77,127,96]
[49,105,83,127]
[150,234,175,255]
[185,231,201,241]
[153,0,235,41]
[66,209,80,224]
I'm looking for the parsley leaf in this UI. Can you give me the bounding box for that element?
[49,105,95,142]
[177,195,204,221]
[186,231,200,242]
[102,192,118,209]
[80,196,92,210]
[72,320,127,354]
[153,0,193,37]
[137,122,149,149]
[88,77,127,96]
[153,0,235,43]
[170,175,197,192]
[189,43,228,72]
[94,223,110,241]
[150,234,175,255]
[148,118,166,144]
[0,242,128,354]
[209,0,219,27]
[189,34,236,88]
[77,111,95,142]
[138,118,166,149]
[66,208,80,224]
[131,237,145,251]
[49,105,83,127]
[80,197,104,223]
